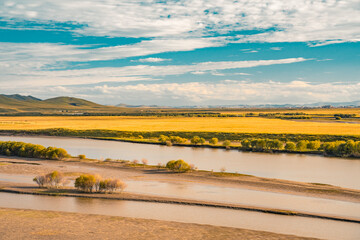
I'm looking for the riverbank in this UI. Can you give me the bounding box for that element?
[1,155,360,203]
[0,207,319,240]
[1,129,359,158]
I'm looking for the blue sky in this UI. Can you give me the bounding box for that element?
[0,0,359,106]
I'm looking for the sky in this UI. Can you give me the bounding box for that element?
[0,0,359,106]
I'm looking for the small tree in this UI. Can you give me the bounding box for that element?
[78,154,86,159]
[285,142,296,151]
[296,140,309,151]
[75,174,96,192]
[209,138,218,145]
[33,171,65,188]
[33,175,47,187]
[307,141,321,150]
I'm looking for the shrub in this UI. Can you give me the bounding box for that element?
[209,138,218,145]
[33,175,47,187]
[166,159,191,172]
[191,136,205,145]
[75,174,126,193]
[141,158,148,165]
[223,140,231,147]
[78,154,86,159]
[33,171,65,188]
[241,139,251,150]
[296,140,309,151]
[158,135,169,143]
[285,142,296,151]
[307,141,321,150]
[169,136,187,144]
[99,179,127,193]
[75,174,96,192]
[132,159,139,164]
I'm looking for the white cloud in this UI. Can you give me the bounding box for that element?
[0,0,359,45]
[270,47,282,51]
[135,58,172,63]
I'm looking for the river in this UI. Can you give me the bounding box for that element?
[0,136,359,189]
[0,192,359,240]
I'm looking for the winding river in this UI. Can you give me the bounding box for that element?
[0,136,359,189]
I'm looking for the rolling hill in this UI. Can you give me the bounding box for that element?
[0,94,125,114]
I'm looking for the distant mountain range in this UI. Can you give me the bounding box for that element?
[117,101,360,109]
[0,94,359,115]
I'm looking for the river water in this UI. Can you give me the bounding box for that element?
[0,136,359,189]
[0,192,359,240]
[0,172,359,220]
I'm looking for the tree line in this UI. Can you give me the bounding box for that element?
[0,141,69,160]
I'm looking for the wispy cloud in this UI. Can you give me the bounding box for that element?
[0,57,310,87]
[24,81,360,106]
[134,58,172,63]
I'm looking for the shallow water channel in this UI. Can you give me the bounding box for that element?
[0,192,359,240]
[1,136,359,189]
[1,173,359,220]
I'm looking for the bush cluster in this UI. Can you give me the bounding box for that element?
[33,171,66,188]
[190,136,205,145]
[158,135,187,144]
[0,141,69,160]
[238,138,360,157]
[166,159,191,172]
[74,174,126,193]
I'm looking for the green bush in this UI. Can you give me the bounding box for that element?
[209,137,218,145]
[307,140,321,150]
[166,159,191,172]
[191,136,205,145]
[222,140,231,147]
[78,154,86,159]
[285,142,296,151]
[296,140,309,151]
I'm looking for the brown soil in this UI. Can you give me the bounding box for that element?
[0,207,319,240]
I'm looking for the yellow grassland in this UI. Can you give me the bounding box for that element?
[0,116,359,135]
[219,108,360,116]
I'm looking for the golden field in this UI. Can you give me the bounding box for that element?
[0,116,359,135]
[220,108,360,116]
